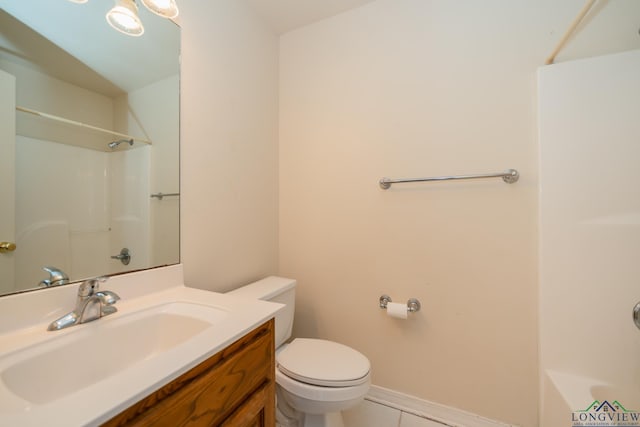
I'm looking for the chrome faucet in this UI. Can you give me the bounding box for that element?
[39,266,70,287]
[47,277,120,331]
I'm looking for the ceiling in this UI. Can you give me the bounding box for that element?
[0,0,179,96]
[0,0,373,97]
[245,0,377,34]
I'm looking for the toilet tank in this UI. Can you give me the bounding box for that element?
[227,276,296,348]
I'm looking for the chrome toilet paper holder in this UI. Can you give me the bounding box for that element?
[379,294,421,313]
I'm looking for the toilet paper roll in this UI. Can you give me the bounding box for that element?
[386,302,408,319]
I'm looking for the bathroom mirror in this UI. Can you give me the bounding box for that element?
[0,0,180,296]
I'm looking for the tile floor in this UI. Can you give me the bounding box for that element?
[343,399,448,427]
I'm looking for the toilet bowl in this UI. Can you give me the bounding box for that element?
[276,338,370,426]
[227,277,371,427]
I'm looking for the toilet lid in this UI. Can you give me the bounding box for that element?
[276,338,370,387]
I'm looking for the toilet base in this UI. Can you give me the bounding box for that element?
[276,386,350,427]
[275,410,345,427]
[301,412,345,427]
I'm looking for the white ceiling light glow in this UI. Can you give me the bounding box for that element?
[140,0,179,19]
[68,0,179,37]
[106,0,144,37]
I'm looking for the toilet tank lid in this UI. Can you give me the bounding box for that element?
[227,276,296,300]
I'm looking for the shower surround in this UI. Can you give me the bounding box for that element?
[538,49,640,425]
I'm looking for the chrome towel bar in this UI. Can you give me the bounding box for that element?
[150,192,180,200]
[379,169,519,190]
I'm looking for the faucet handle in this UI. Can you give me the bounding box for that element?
[77,276,108,297]
[39,266,70,287]
[43,266,69,282]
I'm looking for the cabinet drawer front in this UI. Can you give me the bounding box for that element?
[220,382,270,427]
[103,320,274,427]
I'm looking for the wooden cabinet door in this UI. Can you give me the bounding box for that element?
[102,320,275,427]
[220,381,275,427]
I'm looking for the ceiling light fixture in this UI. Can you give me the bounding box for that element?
[140,0,179,19]
[70,0,179,37]
[106,0,144,37]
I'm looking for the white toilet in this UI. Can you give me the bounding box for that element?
[228,276,371,427]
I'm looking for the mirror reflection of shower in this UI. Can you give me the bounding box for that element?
[108,138,133,150]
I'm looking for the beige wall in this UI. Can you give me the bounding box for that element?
[278,1,640,426]
[177,0,640,425]
[179,0,280,291]
[1,58,114,150]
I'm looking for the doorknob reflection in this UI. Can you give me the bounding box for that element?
[0,242,16,253]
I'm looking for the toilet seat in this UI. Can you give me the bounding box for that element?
[276,338,370,387]
[276,368,371,404]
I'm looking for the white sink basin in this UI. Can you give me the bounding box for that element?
[0,266,282,427]
[1,301,226,405]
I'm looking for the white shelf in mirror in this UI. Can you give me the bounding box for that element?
[16,106,152,152]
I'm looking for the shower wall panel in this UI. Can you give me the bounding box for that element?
[539,49,640,387]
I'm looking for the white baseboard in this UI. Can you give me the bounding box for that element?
[366,385,518,427]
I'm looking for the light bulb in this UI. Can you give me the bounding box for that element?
[140,0,179,19]
[106,0,144,37]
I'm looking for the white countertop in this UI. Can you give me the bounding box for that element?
[0,265,282,427]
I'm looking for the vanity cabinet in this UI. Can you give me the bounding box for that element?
[102,319,275,427]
